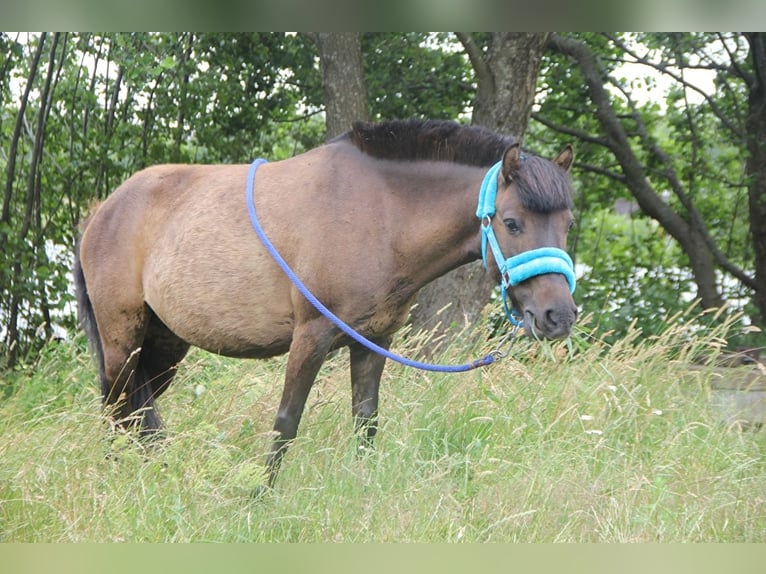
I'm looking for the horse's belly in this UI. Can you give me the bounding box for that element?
[155,297,294,358]
[185,312,294,358]
[143,259,295,358]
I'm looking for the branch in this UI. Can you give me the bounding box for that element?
[548,35,677,223]
[531,112,610,147]
[608,72,757,290]
[717,32,753,85]
[548,33,757,294]
[454,32,491,86]
[273,107,324,123]
[530,113,626,182]
[605,33,745,139]
[574,162,627,183]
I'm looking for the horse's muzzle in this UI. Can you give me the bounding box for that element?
[523,301,578,339]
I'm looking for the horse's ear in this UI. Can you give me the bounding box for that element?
[501,143,522,184]
[553,144,575,172]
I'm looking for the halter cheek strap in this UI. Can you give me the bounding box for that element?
[476,161,576,326]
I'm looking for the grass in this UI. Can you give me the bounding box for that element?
[1,310,766,542]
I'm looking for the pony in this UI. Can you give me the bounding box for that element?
[74,119,577,489]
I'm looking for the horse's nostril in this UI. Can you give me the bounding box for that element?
[539,305,577,338]
[545,308,558,326]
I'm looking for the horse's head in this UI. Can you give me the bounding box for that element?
[482,143,578,339]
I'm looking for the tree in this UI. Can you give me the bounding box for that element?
[3,32,763,370]
[1,33,66,368]
[0,33,328,368]
[537,33,765,342]
[310,33,369,139]
[745,33,766,325]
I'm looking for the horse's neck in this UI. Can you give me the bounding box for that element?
[386,162,485,289]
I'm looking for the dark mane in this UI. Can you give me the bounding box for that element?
[339,119,515,168]
[336,119,573,213]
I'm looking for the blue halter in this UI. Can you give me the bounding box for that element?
[476,161,576,326]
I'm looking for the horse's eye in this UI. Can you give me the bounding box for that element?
[567,219,575,232]
[504,218,522,235]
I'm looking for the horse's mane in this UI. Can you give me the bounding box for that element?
[336,119,515,168]
[335,119,573,213]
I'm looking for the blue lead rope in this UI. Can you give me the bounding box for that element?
[245,158,499,373]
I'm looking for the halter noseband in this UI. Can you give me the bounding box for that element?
[476,161,576,326]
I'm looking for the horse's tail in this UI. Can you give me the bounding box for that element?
[73,211,108,401]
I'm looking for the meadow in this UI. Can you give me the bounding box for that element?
[1,310,765,542]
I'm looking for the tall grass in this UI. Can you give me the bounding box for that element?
[1,310,765,542]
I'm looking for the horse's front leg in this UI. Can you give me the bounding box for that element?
[264,317,337,490]
[349,336,391,454]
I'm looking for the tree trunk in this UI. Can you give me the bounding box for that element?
[6,33,61,367]
[409,33,551,344]
[463,32,551,139]
[746,33,766,324]
[1,33,47,366]
[313,33,369,139]
[94,39,125,198]
[1,33,46,249]
[172,33,194,162]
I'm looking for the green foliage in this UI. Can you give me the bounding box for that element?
[532,32,758,343]
[576,208,686,341]
[363,33,473,121]
[0,33,329,368]
[1,32,763,368]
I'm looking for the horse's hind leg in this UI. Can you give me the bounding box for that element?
[141,311,190,412]
[98,308,149,434]
[130,311,190,438]
[349,336,391,453]
[97,305,187,440]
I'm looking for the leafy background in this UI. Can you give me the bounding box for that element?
[2,32,763,371]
